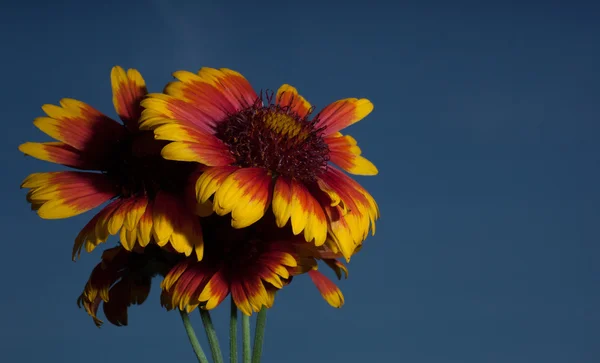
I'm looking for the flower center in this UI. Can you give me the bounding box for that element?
[214,94,330,183]
[105,130,196,199]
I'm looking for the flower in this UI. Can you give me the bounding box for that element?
[161,214,347,316]
[140,68,379,261]
[19,66,204,259]
[77,244,182,327]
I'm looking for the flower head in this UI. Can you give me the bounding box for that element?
[19,67,204,259]
[161,214,347,316]
[77,244,181,327]
[140,68,379,261]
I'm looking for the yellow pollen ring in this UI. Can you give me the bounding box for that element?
[263,112,308,140]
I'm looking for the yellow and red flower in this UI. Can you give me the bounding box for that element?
[140,68,380,261]
[19,67,204,259]
[161,214,347,316]
[78,244,181,326]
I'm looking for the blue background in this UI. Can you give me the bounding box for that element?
[1,0,598,362]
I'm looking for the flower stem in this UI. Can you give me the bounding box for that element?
[230,297,238,363]
[200,309,224,363]
[251,307,267,363]
[242,313,251,363]
[179,310,210,363]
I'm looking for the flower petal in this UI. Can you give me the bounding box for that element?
[308,270,345,308]
[111,66,147,130]
[162,259,217,312]
[213,168,273,229]
[72,199,124,259]
[158,135,234,166]
[199,269,230,311]
[314,98,373,135]
[22,171,117,219]
[195,166,239,204]
[18,142,100,170]
[325,132,378,175]
[155,123,234,166]
[316,167,379,261]
[242,277,269,314]
[276,84,312,118]
[103,275,151,326]
[272,177,292,228]
[286,179,327,246]
[153,192,204,259]
[230,281,252,316]
[34,98,125,153]
[323,259,349,280]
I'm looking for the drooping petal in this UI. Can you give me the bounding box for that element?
[323,259,349,280]
[34,98,125,153]
[103,275,151,326]
[198,269,230,311]
[161,259,218,312]
[325,132,378,175]
[272,177,292,228]
[242,277,269,314]
[277,178,327,246]
[213,168,273,229]
[314,98,373,135]
[22,171,117,219]
[78,246,156,327]
[18,142,101,170]
[308,270,345,308]
[153,192,204,259]
[72,199,127,259]
[276,84,312,118]
[315,167,379,261]
[110,66,147,130]
[195,166,239,204]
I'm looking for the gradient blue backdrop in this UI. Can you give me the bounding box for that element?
[2,1,598,362]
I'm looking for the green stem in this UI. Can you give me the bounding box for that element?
[229,297,238,363]
[251,307,267,363]
[179,310,210,363]
[242,313,251,363]
[200,309,225,363]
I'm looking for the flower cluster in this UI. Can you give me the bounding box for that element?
[19,66,379,326]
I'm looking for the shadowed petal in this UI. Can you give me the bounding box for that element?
[22,171,117,219]
[35,98,125,153]
[111,66,147,131]
[18,142,102,170]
